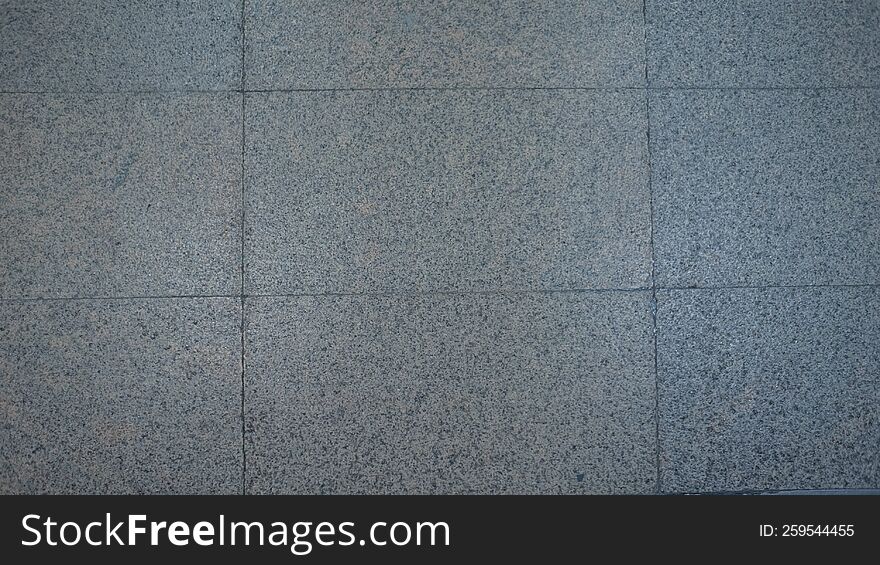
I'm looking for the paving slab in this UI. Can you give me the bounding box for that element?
[646,0,880,87]
[0,0,242,92]
[0,93,242,299]
[0,298,242,494]
[244,291,656,494]
[245,0,646,89]
[650,88,880,288]
[657,287,880,493]
[245,89,651,294]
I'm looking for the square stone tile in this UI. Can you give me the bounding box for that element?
[0,93,242,299]
[245,89,651,294]
[0,298,242,494]
[657,287,880,493]
[650,89,880,288]
[646,0,880,87]
[245,0,646,88]
[0,0,242,91]
[244,291,656,494]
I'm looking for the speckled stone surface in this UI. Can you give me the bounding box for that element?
[650,89,880,288]
[0,0,242,92]
[245,292,656,494]
[1,0,878,497]
[0,298,242,494]
[245,0,646,89]
[657,287,880,493]
[0,94,242,299]
[245,90,651,294]
[646,0,880,87]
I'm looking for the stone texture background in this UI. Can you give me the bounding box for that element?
[1,0,877,494]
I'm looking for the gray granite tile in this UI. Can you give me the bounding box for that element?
[245,0,646,89]
[0,0,242,92]
[650,89,880,288]
[0,298,242,494]
[245,291,656,494]
[657,287,880,493]
[0,94,242,299]
[245,90,651,294]
[646,0,880,87]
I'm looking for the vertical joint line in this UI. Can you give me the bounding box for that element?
[642,0,661,495]
[239,0,247,496]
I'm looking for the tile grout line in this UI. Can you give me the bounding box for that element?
[246,86,645,93]
[642,0,661,496]
[659,282,880,291]
[239,0,247,497]
[0,89,242,95]
[643,85,880,91]
[1,86,879,96]
[241,282,880,299]
[1,282,878,304]
[668,487,880,496]
[0,294,241,303]
[246,288,653,298]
